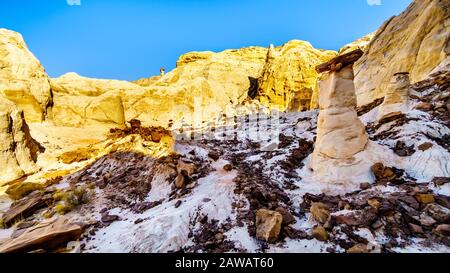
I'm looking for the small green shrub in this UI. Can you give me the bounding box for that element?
[53,186,90,215]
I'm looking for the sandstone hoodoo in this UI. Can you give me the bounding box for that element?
[311,50,369,183]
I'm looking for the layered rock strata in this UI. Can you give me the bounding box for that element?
[354,0,450,106]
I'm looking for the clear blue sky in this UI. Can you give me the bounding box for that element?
[0,0,412,80]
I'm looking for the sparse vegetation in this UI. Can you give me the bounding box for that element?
[52,186,90,215]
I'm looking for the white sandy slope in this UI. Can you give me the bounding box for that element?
[1,93,448,253]
[71,102,450,253]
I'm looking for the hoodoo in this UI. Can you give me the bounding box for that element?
[378,72,411,121]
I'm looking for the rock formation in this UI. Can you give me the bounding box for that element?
[176,51,215,67]
[310,35,373,109]
[255,209,282,243]
[256,40,337,112]
[0,216,83,253]
[0,29,51,123]
[50,72,129,128]
[338,33,375,55]
[311,50,369,181]
[354,0,449,106]
[378,72,411,121]
[50,47,268,129]
[0,97,40,184]
[0,0,449,253]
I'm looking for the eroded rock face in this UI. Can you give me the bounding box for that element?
[257,41,337,112]
[50,47,268,128]
[354,0,450,106]
[378,73,411,121]
[175,51,215,67]
[0,97,40,184]
[0,28,51,123]
[339,33,375,55]
[313,65,368,160]
[50,72,131,128]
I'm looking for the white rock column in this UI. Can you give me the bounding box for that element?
[311,64,370,185]
[313,65,368,160]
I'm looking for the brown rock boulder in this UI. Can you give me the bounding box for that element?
[312,226,329,242]
[310,202,330,224]
[255,209,283,243]
[2,191,49,227]
[347,243,368,253]
[0,217,83,253]
[415,194,435,204]
[434,224,450,236]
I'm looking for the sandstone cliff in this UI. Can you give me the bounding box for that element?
[310,34,374,110]
[50,72,134,128]
[354,0,449,106]
[50,47,268,129]
[0,29,52,123]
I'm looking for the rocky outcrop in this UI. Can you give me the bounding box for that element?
[339,33,375,55]
[0,217,83,253]
[0,97,40,184]
[2,191,48,226]
[137,46,268,127]
[50,72,132,128]
[354,0,450,106]
[378,72,410,121]
[256,41,337,112]
[0,29,51,123]
[255,209,282,243]
[176,51,215,67]
[50,47,268,129]
[310,35,373,109]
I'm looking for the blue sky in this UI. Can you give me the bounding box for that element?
[0,0,412,80]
